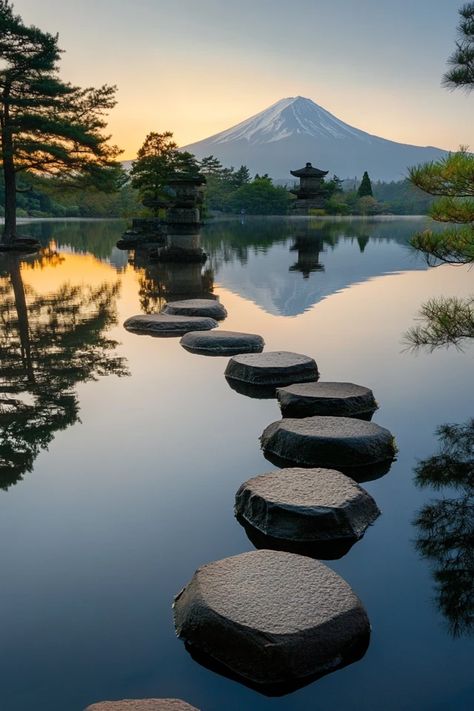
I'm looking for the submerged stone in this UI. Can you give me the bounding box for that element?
[173,550,370,691]
[225,351,318,387]
[235,468,380,543]
[162,298,227,320]
[84,700,199,711]
[123,313,217,336]
[260,416,395,472]
[181,330,264,356]
[277,381,377,419]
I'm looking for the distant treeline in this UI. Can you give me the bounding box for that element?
[0,162,434,219]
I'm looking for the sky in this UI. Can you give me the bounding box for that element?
[12,0,474,159]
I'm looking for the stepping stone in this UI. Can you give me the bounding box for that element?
[123,313,217,336]
[260,416,395,472]
[181,330,264,356]
[174,550,369,690]
[85,701,199,711]
[235,468,380,543]
[277,382,377,419]
[162,298,227,320]
[225,351,318,387]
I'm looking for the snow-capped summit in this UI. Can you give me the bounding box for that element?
[183,96,447,181]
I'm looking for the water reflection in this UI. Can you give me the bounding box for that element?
[202,217,431,317]
[413,420,474,638]
[0,253,128,489]
[236,514,357,560]
[183,632,370,697]
[132,248,215,314]
[262,448,394,484]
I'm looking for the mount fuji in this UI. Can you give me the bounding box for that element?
[182,96,447,182]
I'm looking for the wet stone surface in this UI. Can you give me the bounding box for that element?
[235,467,380,542]
[123,314,217,336]
[84,700,199,711]
[173,549,370,691]
[162,298,227,320]
[260,416,395,471]
[181,330,264,356]
[225,351,318,387]
[277,381,377,419]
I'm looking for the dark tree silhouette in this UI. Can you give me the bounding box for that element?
[357,171,373,198]
[413,420,474,637]
[0,255,128,489]
[443,3,474,90]
[404,296,474,351]
[0,0,121,244]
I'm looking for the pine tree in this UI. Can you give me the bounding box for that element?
[409,4,474,264]
[357,171,373,197]
[0,1,121,244]
[130,132,200,215]
[443,2,474,90]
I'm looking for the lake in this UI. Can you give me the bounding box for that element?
[0,217,472,711]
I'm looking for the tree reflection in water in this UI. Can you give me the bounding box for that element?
[414,420,474,637]
[0,252,128,490]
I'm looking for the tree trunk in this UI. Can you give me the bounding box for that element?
[9,258,34,384]
[2,125,16,244]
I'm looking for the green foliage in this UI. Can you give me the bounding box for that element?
[373,179,435,214]
[0,0,122,240]
[409,150,474,263]
[200,156,286,214]
[410,150,474,197]
[227,176,291,215]
[357,171,373,197]
[404,296,474,350]
[0,169,140,218]
[443,3,474,90]
[130,132,201,215]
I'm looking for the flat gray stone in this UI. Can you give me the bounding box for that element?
[181,330,264,356]
[260,416,395,470]
[173,549,369,688]
[277,382,377,419]
[162,298,227,320]
[123,313,217,336]
[84,700,198,711]
[225,351,318,387]
[235,468,380,542]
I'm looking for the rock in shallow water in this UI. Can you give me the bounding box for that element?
[173,549,370,691]
[84,700,199,711]
[162,298,227,320]
[225,351,318,387]
[123,313,217,336]
[181,329,264,356]
[260,415,395,471]
[277,381,377,419]
[235,467,380,542]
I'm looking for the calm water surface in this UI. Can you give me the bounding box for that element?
[0,217,472,711]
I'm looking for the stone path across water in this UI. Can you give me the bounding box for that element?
[235,467,380,543]
[225,351,319,387]
[123,313,217,336]
[260,415,395,471]
[181,329,264,356]
[162,298,227,320]
[173,549,370,691]
[84,699,199,711]
[277,381,377,419]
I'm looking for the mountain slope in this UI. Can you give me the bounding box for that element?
[182,97,447,182]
